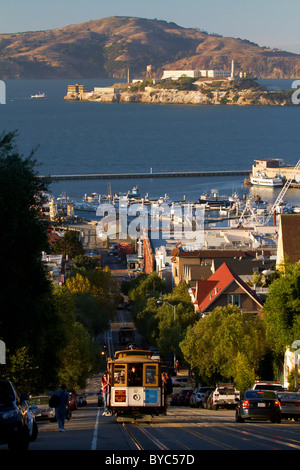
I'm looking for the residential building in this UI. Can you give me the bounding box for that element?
[189,262,263,316]
[171,246,275,287]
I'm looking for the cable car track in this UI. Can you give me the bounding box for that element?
[120,421,191,450]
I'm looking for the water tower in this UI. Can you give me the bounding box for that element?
[146,65,154,78]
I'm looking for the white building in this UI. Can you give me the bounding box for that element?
[162,70,201,80]
[162,68,232,80]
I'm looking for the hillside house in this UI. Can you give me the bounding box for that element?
[189,262,263,316]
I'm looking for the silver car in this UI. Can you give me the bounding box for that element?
[28,395,56,421]
[277,392,300,421]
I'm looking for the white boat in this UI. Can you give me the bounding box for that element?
[31,92,46,99]
[250,173,283,187]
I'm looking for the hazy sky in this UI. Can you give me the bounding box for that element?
[1,0,300,53]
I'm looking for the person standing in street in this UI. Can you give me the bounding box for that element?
[161,372,173,415]
[53,384,69,432]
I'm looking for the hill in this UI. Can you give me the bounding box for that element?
[1,16,300,79]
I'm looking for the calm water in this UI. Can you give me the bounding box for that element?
[0,78,300,205]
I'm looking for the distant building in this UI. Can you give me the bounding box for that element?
[67,84,87,93]
[162,68,232,80]
[171,247,275,287]
[252,159,299,181]
[162,70,202,79]
[93,87,123,94]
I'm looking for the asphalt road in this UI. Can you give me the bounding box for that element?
[18,398,300,453]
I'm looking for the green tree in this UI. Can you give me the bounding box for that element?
[52,230,85,259]
[128,271,166,302]
[57,321,101,389]
[263,262,300,360]
[180,305,266,392]
[0,131,63,389]
[135,297,160,345]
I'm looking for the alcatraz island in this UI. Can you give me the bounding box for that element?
[64,63,292,106]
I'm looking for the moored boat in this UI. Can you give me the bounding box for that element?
[250,173,283,187]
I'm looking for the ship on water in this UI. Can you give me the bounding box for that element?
[31,92,46,99]
[250,158,299,187]
[250,173,283,187]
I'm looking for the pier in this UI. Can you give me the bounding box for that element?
[40,170,250,182]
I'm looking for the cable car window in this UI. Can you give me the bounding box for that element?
[144,364,158,386]
[128,365,142,386]
[113,365,126,385]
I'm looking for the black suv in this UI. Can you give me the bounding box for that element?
[0,378,31,450]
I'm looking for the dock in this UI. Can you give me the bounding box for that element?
[40,170,250,182]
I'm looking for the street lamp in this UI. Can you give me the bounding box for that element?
[157,300,177,372]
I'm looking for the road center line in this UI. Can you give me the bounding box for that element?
[91,407,101,450]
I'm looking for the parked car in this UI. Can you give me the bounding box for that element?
[235,390,281,423]
[172,376,195,396]
[79,394,87,406]
[277,392,300,421]
[0,378,31,450]
[68,391,78,410]
[190,387,215,408]
[172,376,194,388]
[170,394,180,406]
[28,395,56,421]
[252,380,285,392]
[202,390,213,409]
[211,383,240,410]
[177,388,193,406]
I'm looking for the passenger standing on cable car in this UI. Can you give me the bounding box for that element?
[101,373,110,416]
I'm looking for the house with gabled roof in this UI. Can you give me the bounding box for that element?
[189,262,263,316]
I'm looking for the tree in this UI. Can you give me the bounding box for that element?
[52,230,85,259]
[0,130,64,389]
[57,321,101,389]
[180,305,266,392]
[263,262,300,360]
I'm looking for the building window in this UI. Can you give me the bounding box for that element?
[227,294,240,307]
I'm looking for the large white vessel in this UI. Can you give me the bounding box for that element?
[250,173,283,187]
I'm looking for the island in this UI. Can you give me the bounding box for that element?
[64,77,292,106]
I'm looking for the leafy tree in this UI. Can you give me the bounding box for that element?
[0,131,64,389]
[52,230,85,258]
[263,262,300,359]
[135,298,160,345]
[180,305,266,392]
[57,321,101,389]
[128,272,166,302]
[64,267,117,337]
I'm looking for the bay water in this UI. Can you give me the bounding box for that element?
[0,78,300,207]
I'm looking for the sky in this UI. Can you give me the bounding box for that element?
[0,0,300,53]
